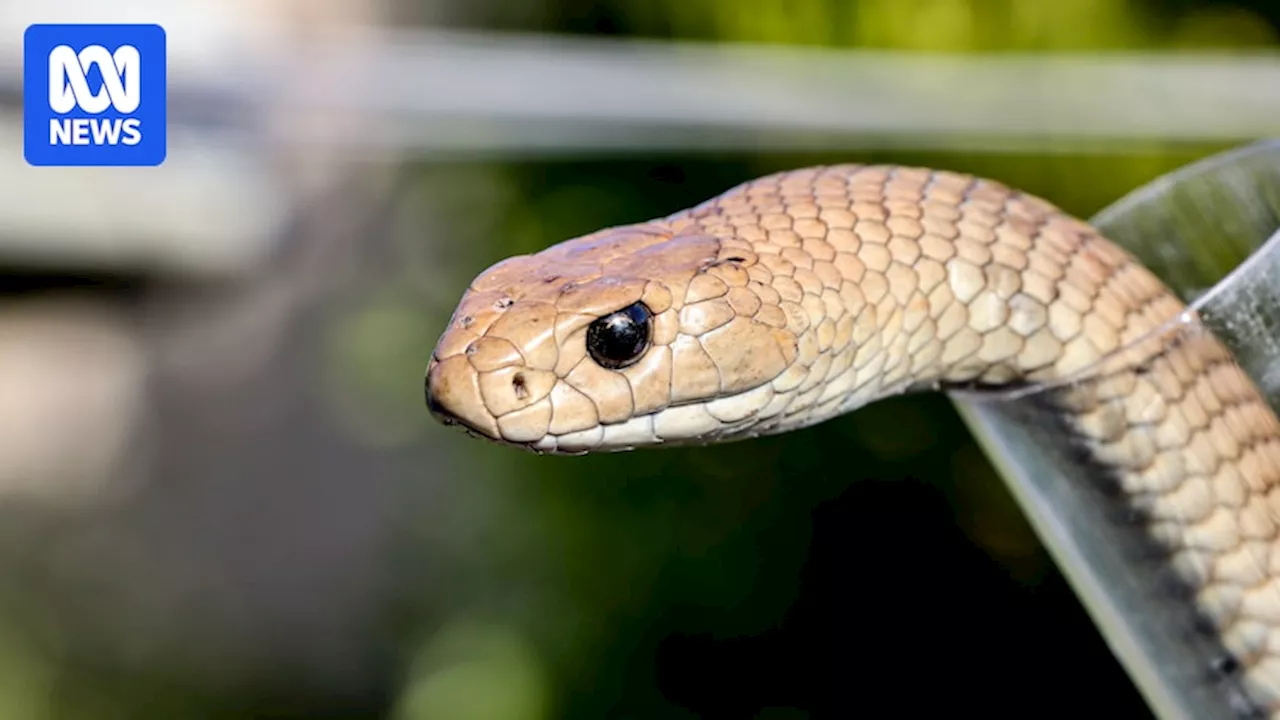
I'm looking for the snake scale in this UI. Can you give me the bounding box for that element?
[424,164,1280,716]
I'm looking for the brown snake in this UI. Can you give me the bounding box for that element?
[424,164,1280,715]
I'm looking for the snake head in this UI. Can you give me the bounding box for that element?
[425,221,799,454]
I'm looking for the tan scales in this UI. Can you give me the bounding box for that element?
[425,164,1280,715]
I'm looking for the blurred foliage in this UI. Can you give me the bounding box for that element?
[393,620,549,720]
[543,0,1280,49]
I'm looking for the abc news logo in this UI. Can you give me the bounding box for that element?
[24,24,166,167]
[47,44,143,147]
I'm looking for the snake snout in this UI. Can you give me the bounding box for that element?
[424,355,503,440]
[424,363,454,424]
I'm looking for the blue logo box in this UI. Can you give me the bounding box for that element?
[24,24,167,166]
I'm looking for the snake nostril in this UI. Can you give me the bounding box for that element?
[512,372,529,400]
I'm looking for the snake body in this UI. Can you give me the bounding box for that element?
[425,164,1280,715]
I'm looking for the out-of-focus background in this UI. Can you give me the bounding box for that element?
[1,0,1278,717]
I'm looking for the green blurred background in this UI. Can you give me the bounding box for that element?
[1,0,1279,718]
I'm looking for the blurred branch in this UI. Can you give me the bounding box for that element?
[319,30,1280,155]
[7,29,1279,155]
[2,28,1280,155]
[0,26,1279,274]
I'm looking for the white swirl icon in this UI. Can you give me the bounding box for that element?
[47,44,140,114]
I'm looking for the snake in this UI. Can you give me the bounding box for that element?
[423,163,1280,716]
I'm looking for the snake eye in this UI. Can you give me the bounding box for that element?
[586,302,652,370]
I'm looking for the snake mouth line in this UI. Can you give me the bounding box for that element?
[425,399,494,445]
[424,392,713,455]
